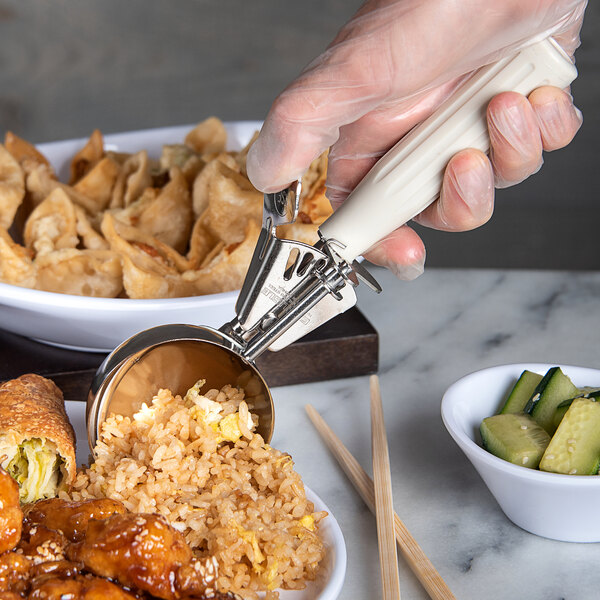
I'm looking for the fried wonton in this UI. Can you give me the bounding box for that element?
[205,163,262,245]
[101,213,194,298]
[277,182,332,245]
[101,213,191,274]
[160,144,196,171]
[158,145,205,186]
[25,163,59,206]
[0,144,25,230]
[34,248,123,297]
[24,188,78,256]
[301,151,328,203]
[105,150,133,166]
[276,221,318,246]
[74,205,109,251]
[192,153,239,218]
[300,154,332,225]
[186,211,220,270]
[154,144,206,186]
[184,117,227,155]
[235,129,259,177]
[73,156,120,211]
[120,253,196,299]
[4,131,52,171]
[110,150,153,209]
[184,219,261,295]
[26,162,102,213]
[112,167,193,253]
[301,182,331,225]
[0,226,35,288]
[179,154,206,186]
[69,129,104,184]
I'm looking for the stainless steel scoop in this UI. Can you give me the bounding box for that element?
[86,181,379,450]
[87,38,576,453]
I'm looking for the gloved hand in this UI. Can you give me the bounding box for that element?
[246,0,586,280]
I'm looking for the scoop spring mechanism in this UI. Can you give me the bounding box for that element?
[220,181,382,362]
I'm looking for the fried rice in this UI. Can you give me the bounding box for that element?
[62,378,326,599]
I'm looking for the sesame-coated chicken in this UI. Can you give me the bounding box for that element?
[1,497,241,600]
[0,467,22,554]
[28,574,138,600]
[23,497,126,542]
[0,553,31,596]
[68,512,193,600]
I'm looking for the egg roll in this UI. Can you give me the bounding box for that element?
[0,373,76,503]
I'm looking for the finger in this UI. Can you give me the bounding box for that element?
[363,224,426,281]
[414,149,494,231]
[528,85,582,152]
[487,91,543,188]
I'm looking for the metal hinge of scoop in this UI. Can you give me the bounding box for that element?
[219,181,381,362]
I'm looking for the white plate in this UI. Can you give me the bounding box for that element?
[66,401,346,599]
[0,122,264,353]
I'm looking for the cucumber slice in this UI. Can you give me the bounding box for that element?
[523,367,560,414]
[480,413,550,469]
[499,370,543,414]
[578,387,600,400]
[536,392,597,449]
[527,367,579,435]
[539,398,600,475]
[555,392,599,413]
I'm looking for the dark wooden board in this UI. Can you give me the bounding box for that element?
[0,307,378,400]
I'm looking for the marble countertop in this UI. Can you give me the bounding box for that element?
[271,266,600,599]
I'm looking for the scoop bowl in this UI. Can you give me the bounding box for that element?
[87,324,274,452]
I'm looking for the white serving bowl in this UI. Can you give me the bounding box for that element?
[441,363,600,543]
[0,122,262,352]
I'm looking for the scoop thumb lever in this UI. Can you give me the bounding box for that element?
[317,37,578,264]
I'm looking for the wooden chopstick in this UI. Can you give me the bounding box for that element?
[370,375,401,600]
[305,403,457,600]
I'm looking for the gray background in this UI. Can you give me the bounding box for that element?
[0,0,597,270]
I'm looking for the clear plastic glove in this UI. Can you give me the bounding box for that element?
[246,0,586,279]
